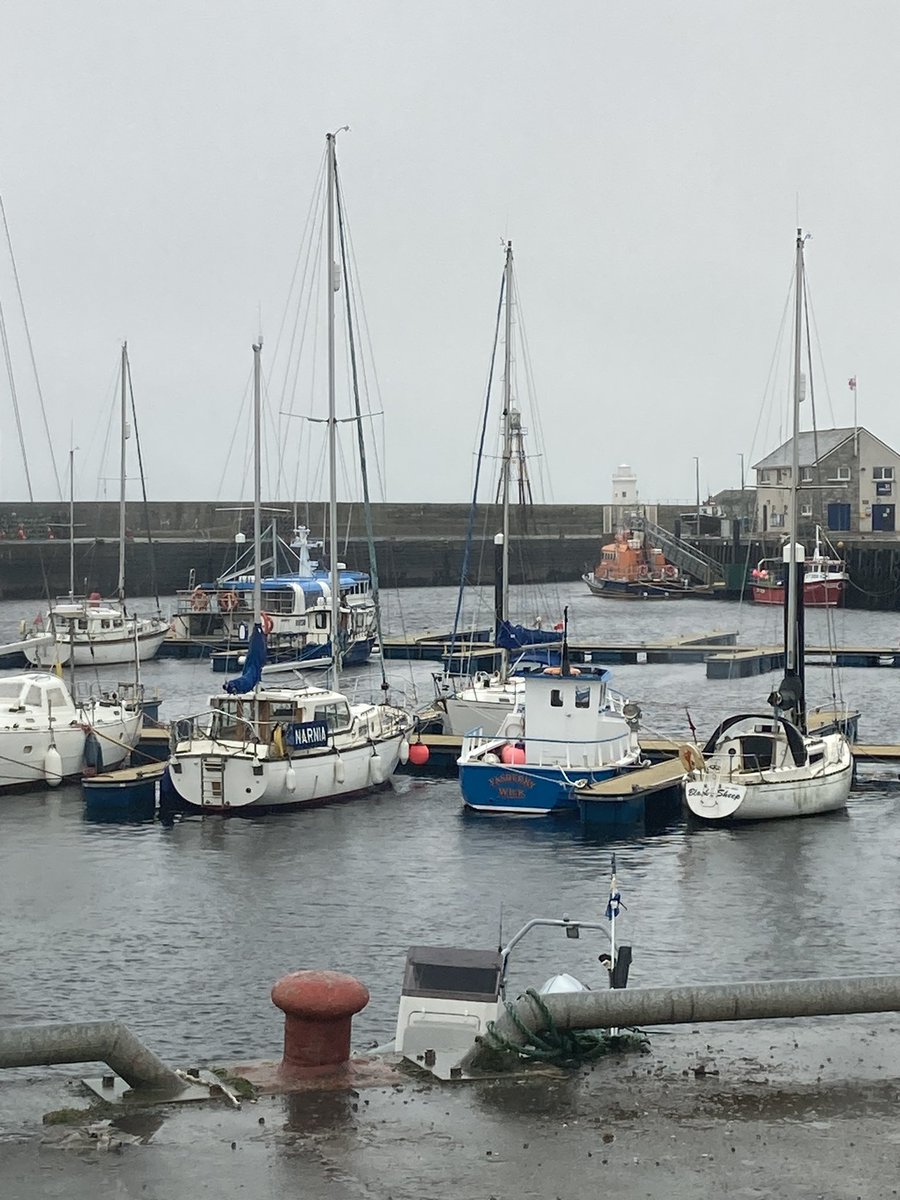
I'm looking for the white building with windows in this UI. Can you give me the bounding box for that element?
[753,426,900,536]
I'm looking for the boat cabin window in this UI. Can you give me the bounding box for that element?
[77,620,88,631]
[575,686,590,709]
[269,701,296,721]
[101,620,111,630]
[550,689,563,708]
[24,685,44,708]
[44,685,69,710]
[740,735,775,770]
[211,698,253,740]
[0,681,25,701]
[313,701,352,732]
[314,611,328,630]
[409,962,499,998]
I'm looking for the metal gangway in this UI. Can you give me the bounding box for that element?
[633,514,725,586]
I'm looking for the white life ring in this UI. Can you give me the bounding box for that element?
[678,743,704,773]
[261,611,274,635]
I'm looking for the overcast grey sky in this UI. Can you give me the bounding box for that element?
[0,1,897,507]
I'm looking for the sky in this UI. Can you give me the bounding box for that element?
[0,1,898,508]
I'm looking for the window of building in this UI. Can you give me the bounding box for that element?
[777,468,791,484]
[874,466,894,481]
[801,467,813,482]
[770,513,785,528]
[800,503,813,517]
[828,465,851,481]
[760,470,771,483]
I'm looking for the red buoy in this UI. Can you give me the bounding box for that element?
[271,969,369,1072]
[407,741,430,766]
[500,744,526,765]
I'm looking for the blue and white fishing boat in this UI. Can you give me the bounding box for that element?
[457,617,643,815]
[173,524,377,672]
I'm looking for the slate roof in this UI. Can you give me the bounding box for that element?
[752,428,855,471]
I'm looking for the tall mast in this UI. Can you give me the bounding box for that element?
[68,447,75,599]
[117,342,128,605]
[499,240,513,683]
[326,131,341,686]
[252,339,263,625]
[785,230,803,677]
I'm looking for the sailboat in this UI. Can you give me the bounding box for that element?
[683,230,853,822]
[167,132,411,813]
[436,242,561,737]
[22,345,168,667]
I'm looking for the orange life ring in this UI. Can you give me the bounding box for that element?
[663,564,678,580]
[190,587,209,612]
[638,566,650,580]
[219,590,239,613]
[261,611,274,635]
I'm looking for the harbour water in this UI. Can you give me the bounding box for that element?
[0,582,898,1069]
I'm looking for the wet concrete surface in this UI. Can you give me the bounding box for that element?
[4,1015,900,1199]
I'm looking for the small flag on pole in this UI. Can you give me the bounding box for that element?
[848,377,857,391]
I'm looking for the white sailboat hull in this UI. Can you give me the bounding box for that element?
[24,625,167,667]
[684,741,852,822]
[0,706,141,789]
[169,731,405,812]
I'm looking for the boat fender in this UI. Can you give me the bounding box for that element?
[285,765,297,793]
[334,756,346,784]
[18,618,26,637]
[44,745,63,787]
[483,752,500,764]
[399,738,410,765]
[369,753,385,785]
[678,743,704,773]
[82,731,103,776]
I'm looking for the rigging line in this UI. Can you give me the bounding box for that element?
[0,291,32,499]
[273,149,327,405]
[125,350,161,614]
[513,279,552,504]
[0,194,62,499]
[213,366,254,499]
[801,264,821,474]
[275,161,328,494]
[746,268,794,469]
[335,160,388,689]
[339,199,388,501]
[803,266,838,429]
[450,268,507,660]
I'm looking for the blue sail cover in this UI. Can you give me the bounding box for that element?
[224,623,267,694]
[495,620,563,650]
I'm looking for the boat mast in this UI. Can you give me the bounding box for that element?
[499,240,513,683]
[326,131,341,686]
[785,230,803,682]
[68,447,75,599]
[252,339,263,626]
[117,342,128,607]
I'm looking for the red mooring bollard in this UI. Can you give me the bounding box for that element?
[271,970,370,1071]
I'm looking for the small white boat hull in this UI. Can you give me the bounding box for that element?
[169,732,405,812]
[685,749,852,821]
[23,616,168,667]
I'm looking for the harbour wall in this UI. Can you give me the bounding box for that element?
[0,501,899,608]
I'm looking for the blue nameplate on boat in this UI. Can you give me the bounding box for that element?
[285,720,329,749]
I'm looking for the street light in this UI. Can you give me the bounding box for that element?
[738,452,745,492]
[694,456,700,527]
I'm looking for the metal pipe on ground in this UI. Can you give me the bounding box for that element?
[466,974,900,1070]
[0,1022,184,1095]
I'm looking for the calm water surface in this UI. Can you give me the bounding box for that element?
[0,583,898,1062]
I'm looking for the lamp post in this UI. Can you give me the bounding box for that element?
[694,456,700,529]
[738,452,745,493]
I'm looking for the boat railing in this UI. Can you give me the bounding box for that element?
[461,727,638,763]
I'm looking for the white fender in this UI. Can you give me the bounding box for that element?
[369,754,385,784]
[285,766,297,793]
[399,738,410,766]
[334,757,346,784]
[44,746,63,787]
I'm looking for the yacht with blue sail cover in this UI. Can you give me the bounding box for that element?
[457,616,644,815]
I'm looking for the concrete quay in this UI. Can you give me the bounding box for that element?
[3,1013,900,1199]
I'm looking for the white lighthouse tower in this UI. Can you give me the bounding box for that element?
[612,464,638,507]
